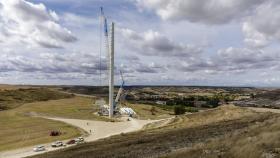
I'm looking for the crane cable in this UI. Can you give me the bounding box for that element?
[99,7,103,86]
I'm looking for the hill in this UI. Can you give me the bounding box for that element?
[0,88,73,110]
[30,105,280,158]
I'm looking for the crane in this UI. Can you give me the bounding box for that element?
[114,70,125,110]
[99,7,126,116]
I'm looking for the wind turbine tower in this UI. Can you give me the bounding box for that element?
[109,22,114,118]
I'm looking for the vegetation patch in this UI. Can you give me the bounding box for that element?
[0,88,73,110]
[174,105,186,115]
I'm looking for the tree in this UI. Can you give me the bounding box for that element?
[174,105,186,115]
[150,106,156,115]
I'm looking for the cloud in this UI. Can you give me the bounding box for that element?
[0,52,108,75]
[243,1,280,48]
[0,0,77,48]
[217,47,277,64]
[120,57,167,74]
[171,57,217,73]
[242,22,269,48]
[172,47,280,74]
[61,13,98,28]
[214,47,279,73]
[121,28,202,57]
[1,0,280,86]
[136,0,265,24]
[135,62,167,73]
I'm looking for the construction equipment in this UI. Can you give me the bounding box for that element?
[114,71,125,110]
[98,7,134,117]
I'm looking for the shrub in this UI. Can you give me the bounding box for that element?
[207,97,220,108]
[49,131,61,136]
[150,106,156,115]
[174,105,186,115]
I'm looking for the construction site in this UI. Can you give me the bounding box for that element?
[1,1,280,158]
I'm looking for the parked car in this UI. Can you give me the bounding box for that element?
[51,141,64,147]
[75,137,84,144]
[66,139,76,145]
[78,137,84,142]
[33,145,45,152]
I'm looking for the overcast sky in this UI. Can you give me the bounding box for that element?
[0,0,280,87]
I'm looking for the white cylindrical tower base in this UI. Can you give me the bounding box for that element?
[109,22,114,118]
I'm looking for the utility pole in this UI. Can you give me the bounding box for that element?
[109,22,114,118]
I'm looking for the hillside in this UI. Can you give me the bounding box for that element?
[0,86,173,152]
[233,89,280,109]
[30,105,280,158]
[0,88,73,110]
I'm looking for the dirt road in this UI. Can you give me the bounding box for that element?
[47,117,157,142]
[247,107,280,113]
[0,117,158,158]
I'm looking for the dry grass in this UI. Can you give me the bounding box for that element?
[0,94,111,152]
[145,104,256,132]
[0,86,169,152]
[16,96,111,121]
[0,110,81,151]
[0,84,32,90]
[0,88,73,110]
[165,118,280,158]
[125,103,172,120]
[165,111,280,158]
[30,105,278,158]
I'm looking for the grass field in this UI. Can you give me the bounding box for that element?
[0,88,73,110]
[0,99,172,152]
[16,96,112,121]
[0,95,116,152]
[0,86,175,152]
[0,110,81,151]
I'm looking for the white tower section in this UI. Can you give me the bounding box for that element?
[109,22,115,118]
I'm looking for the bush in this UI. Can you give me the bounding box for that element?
[150,106,156,115]
[174,105,186,115]
[49,131,61,136]
[207,98,220,108]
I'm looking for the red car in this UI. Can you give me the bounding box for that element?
[66,139,76,145]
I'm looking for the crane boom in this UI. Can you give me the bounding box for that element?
[100,7,126,117]
[115,71,125,105]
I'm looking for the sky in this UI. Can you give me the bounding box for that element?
[0,0,280,87]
